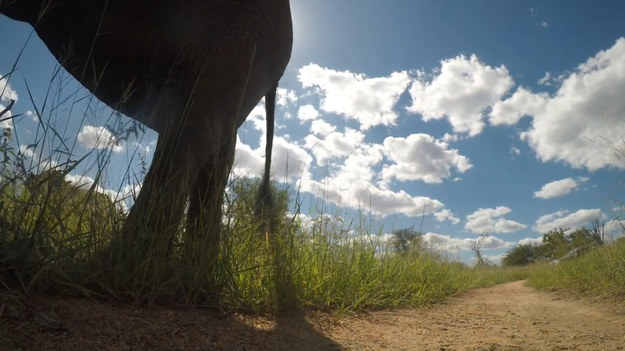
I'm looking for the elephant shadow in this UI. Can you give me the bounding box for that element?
[260,311,345,350]
[5,297,345,350]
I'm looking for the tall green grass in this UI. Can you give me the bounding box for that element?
[527,239,625,301]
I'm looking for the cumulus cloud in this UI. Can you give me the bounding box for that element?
[0,76,18,129]
[534,208,602,233]
[434,209,461,225]
[533,177,583,199]
[0,76,18,103]
[271,136,312,182]
[605,219,625,239]
[233,135,311,184]
[64,173,134,211]
[236,101,450,219]
[310,119,336,136]
[407,54,514,136]
[423,232,511,253]
[276,88,298,107]
[298,64,411,130]
[382,133,472,184]
[519,38,625,171]
[489,87,548,125]
[233,137,265,177]
[297,104,320,122]
[537,72,564,86]
[518,236,543,246]
[305,127,365,166]
[465,206,526,234]
[302,149,444,217]
[478,235,513,249]
[423,232,475,253]
[77,125,124,153]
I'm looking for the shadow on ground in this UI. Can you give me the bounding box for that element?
[0,295,343,351]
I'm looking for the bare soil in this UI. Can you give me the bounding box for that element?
[2,280,625,350]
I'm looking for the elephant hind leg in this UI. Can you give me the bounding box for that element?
[182,139,236,296]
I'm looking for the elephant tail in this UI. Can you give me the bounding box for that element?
[255,81,278,228]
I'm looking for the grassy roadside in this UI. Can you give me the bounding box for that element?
[1,67,529,315]
[527,239,625,302]
[0,167,528,313]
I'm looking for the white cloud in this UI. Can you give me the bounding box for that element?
[64,173,133,211]
[0,76,18,102]
[233,138,265,177]
[423,232,511,254]
[478,235,513,250]
[0,110,12,129]
[605,219,625,239]
[434,209,461,225]
[77,125,124,153]
[310,119,336,136]
[537,72,564,86]
[305,127,367,166]
[234,98,448,219]
[297,104,320,122]
[407,54,514,136]
[304,169,444,218]
[301,131,447,218]
[520,38,625,171]
[465,206,526,234]
[298,64,411,130]
[25,110,38,122]
[533,177,581,199]
[518,236,543,246]
[64,174,95,188]
[233,134,311,184]
[534,208,602,233]
[271,136,312,183]
[243,104,267,133]
[276,88,298,107]
[489,87,548,125]
[382,133,472,184]
[423,232,475,253]
[0,76,18,129]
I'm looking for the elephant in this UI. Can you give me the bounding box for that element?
[0,1,293,267]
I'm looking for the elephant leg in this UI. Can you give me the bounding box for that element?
[185,138,235,260]
[117,124,192,266]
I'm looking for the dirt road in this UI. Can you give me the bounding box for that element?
[328,280,625,350]
[3,280,625,350]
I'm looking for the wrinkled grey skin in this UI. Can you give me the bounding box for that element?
[1,0,292,264]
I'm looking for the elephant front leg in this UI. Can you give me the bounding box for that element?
[114,129,190,272]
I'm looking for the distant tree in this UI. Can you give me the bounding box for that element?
[588,218,606,247]
[541,228,570,260]
[568,227,600,254]
[502,244,543,266]
[391,228,423,255]
[472,233,493,266]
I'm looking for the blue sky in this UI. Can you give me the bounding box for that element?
[2,0,625,264]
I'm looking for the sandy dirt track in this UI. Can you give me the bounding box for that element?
[2,280,625,350]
